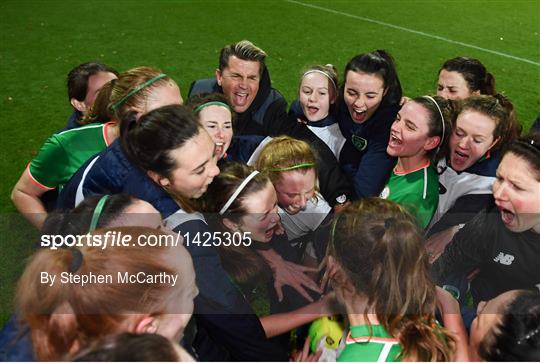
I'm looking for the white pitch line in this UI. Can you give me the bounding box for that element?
[286,0,540,67]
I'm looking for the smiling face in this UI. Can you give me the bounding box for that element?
[437,70,476,100]
[161,130,220,199]
[198,105,233,159]
[469,290,520,361]
[449,110,498,171]
[299,72,334,122]
[344,71,386,124]
[236,181,280,242]
[274,168,316,215]
[493,152,540,233]
[216,56,261,113]
[387,101,438,158]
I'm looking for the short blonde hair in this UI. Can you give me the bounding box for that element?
[219,40,267,74]
[255,136,318,189]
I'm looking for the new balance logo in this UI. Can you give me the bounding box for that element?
[493,252,515,265]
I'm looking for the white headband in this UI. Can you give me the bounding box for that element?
[422,95,446,145]
[219,170,260,215]
[302,69,337,92]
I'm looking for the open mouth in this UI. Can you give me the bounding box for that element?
[352,108,367,122]
[233,92,248,106]
[307,106,319,116]
[499,207,515,225]
[452,149,470,167]
[389,134,402,147]
[264,224,277,238]
[215,142,224,157]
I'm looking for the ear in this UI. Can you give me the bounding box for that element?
[330,91,337,105]
[472,89,481,96]
[222,217,239,232]
[134,316,158,334]
[147,170,170,187]
[70,98,87,113]
[424,135,441,151]
[383,87,388,97]
[488,136,501,151]
[215,68,223,87]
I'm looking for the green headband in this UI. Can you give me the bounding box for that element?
[111,74,167,110]
[325,212,342,258]
[89,195,110,232]
[194,101,232,114]
[268,162,316,172]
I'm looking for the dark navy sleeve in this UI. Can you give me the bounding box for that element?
[353,120,396,198]
[55,153,101,210]
[0,315,34,362]
[288,99,303,118]
[178,219,242,309]
[351,133,395,198]
[428,194,495,236]
[174,219,288,361]
[226,135,267,163]
[338,104,398,199]
[431,209,491,285]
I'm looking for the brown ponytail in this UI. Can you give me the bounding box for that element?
[329,198,456,361]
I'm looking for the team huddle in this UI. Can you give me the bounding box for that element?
[2,40,540,362]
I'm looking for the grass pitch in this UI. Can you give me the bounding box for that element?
[1,0,539,324]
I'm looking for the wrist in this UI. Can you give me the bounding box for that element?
[257,248,282,267]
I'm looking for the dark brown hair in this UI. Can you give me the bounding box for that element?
[122,105,203,212]
[67,62,118,102]
[458,94,521,152]
[440,57,496,95]
[478,290,540,361]
[203,162,272,287]
[344,50,402,107]
[186,92,236,125]
[411,96,457,160]
[503,132,540,180]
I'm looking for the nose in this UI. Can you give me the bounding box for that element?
[493,181,507,201]
[437,89,449,100]
[238,77,248,89]
[209,161,220,178]
[391,119,400,132]
[457,136,470,150]
[353,95,366,109]
[308,92,318,102]
[215,127,224,140]
[298,194,307,209]
[270,208,279,222]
